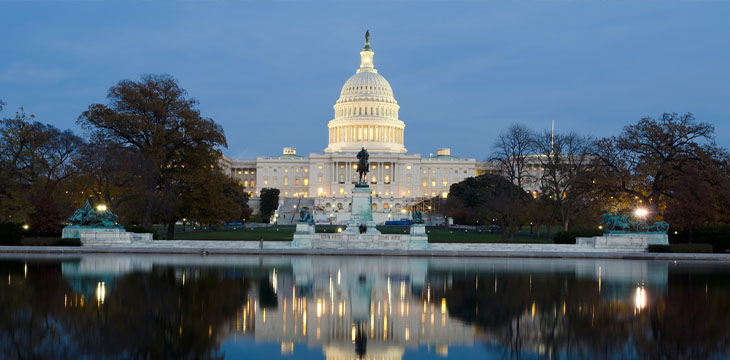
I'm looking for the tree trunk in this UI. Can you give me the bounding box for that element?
[141,198,153,228]
[167,218,176,240]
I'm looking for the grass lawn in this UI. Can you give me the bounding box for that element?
[171,225,550,243]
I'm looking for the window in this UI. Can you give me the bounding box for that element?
[383,203,390,209]
[284,177,289,185]
[251,180,255,187]
[385,165,390,170]
[303,178,309,186]
[237,170,242,175]
[406,165,411,170]
[406,174,412,183]
[244,180,248,187]
[384,175,390,184]
[431,179,436,187]
[443,177,448,186]
[339,188,344,195]
[295,178,300,186]
[284,169,288,173]
[318,174,323,183]
[371,176,377,184]
[318,165,323,169]
[244,170,249,175]
[304,168,308,173]
[432,170,436,174]
[339,174,345,183]
[296,168,299,173]
[264,177,269,185]
[422,178,427,187]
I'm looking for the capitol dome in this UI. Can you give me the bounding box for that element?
[325,32,406,154]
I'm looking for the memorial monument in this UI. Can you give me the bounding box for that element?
[342,147,380,235]
[291,148,429,249]
[62,199,152,246]
[576,211,669,251]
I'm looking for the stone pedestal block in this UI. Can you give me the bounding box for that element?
[343,186,380,235]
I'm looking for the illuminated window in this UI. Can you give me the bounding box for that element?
[318,165,323,169]
[318,175,323,183]
[384,203,390,209]
[284,169,288,173]
[244,170,249,175]
[264,177,269,185]
[244,180,249,187]
[371,176,377,184]
[432,170,436,174]
[431,180,436,187]
[339,188,344,195]
[237,170,242,175]
[385,165,390,170]
[304,168,308,173]
[296,168,299,173]
[384,175,390,184]
[339,174,345,183]
[422,179,427,187]
[251,180,255,187]
[284,177,289,185]
[304,178,309,186]
[295,178,300,185]
[442,192,448,198]
[443,177,448,186]
[406,165,412,170]
[318,188,323,196]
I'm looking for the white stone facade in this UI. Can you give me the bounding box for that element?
[221,35,487,218]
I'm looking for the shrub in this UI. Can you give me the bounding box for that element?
[54,238,82,247]
[648,244,671,253]
[553,229,603,244]
[669,226,730,253]
[0,222,22,246]
[649,243,713,253]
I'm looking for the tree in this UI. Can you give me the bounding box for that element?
[259,188,280,223]
[532,130,596,232]
[0,108,84,232]
[491,124,535,238]
[447,175,532,240]
[78,74,227,239]
[591,113,716,220]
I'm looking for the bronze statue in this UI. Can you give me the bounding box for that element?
[298,206,314,224]
[412,209,424,224]
[356,147,370,185]
[365,30,369,43]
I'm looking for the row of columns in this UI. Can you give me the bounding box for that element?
[335,106,397,118]
[329,125,403,144]
[330,161,394,186]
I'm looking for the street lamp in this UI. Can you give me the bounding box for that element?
[96,204,107,212]
[634,208,648,218]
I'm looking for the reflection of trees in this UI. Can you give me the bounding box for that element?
[0,261,75,359]
[62,268,249,359]
[427,270,730,359]
[1,261,252,359]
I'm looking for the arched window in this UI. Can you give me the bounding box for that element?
[284,177,289,186]
[372,203,378,210]
[383,203,390,209]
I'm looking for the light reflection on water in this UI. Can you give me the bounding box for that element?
[1,254,729,359]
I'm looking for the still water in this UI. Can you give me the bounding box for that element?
[1,254,729,359]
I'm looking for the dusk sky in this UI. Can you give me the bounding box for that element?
[1,1,729,160]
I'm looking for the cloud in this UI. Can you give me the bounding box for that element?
[0,61,69,84]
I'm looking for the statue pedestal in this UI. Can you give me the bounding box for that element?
[408,224,429,250]
[292,222,316,248]
[343,186,380,235]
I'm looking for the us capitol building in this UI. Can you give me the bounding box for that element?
[221,33,500,222]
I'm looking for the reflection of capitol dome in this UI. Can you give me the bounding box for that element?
[325,32,406,154]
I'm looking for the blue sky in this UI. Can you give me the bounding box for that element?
[1,1,729,160]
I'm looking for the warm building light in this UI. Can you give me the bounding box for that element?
[634,208,648,218]
[635,286,646,310]
[96,204,107,212]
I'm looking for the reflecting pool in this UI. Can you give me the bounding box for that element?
[1,254,729,359]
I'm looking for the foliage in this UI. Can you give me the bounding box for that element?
[0,222,22,246]
[670,225,730,253]
[53,238,81,247]
[446,174,533,240]
[591,113,716,220]
[0,108,84,227]
[648,244,713,253]
[259,188,280,223]
[78,74,229,239]
[552,229,603,244]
